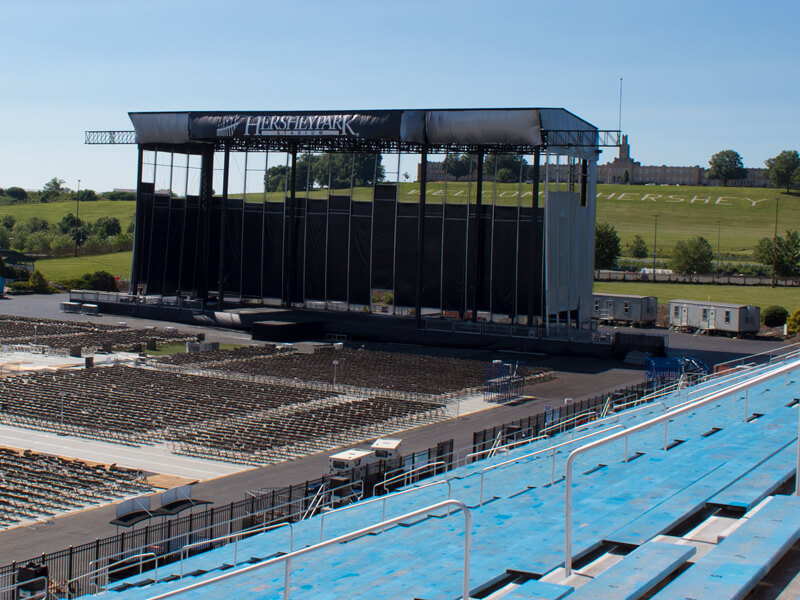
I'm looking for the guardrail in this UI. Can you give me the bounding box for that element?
[373,461,446,496]
[0,575,48,600]
[320,479,451,542]
[180,522,293,579]
[479,425,627,505]
[148,499,473,600]
[563,358,800,577]
[67,552,157,598]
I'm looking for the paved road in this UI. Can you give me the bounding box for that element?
[0,294,789,564]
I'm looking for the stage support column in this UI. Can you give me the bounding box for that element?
[285,145,298,306]
[130,145,145,293]
[217,147,230,310]
[415,145,428,328]
[527,147,541,326]
[471,146,485,323]
[195,147,215,301]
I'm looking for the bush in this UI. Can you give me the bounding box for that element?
[82,271,118,291]
[762,305,789,327]
[788,308,800,335]
[5,187,27,202]
[28,270,51,293]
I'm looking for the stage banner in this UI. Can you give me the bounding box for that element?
[189,111,403,141]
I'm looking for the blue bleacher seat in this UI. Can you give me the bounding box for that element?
[567,541,695,600]
[649,495,800,600]
[502,578,574,599]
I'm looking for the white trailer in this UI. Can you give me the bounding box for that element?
[592,293,658,325]
[669,300,760,335]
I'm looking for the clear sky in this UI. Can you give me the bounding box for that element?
[1,0,798,192]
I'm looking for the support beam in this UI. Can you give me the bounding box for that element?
[527,147,541,326]
[415,146,428,328]
[217,148,230,310]
[195,147,215,301]
[130,146,145,293]
[471,147,485,323]
[285,145,298,305]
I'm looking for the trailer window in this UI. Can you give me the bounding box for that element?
[702,309,708,320]
[673,306,679,317]
[724,311,731,324]
[623,302,630,314]
[332,461,346,469]
[594,300,600,310]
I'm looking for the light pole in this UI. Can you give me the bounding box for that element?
[332,360,339,385]
[715,220,721,274]
[74,179,81,257]
[772,197,779,288]
[652,214,659,281]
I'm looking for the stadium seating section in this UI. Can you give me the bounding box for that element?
[68,358,800,599]
[0,447,151,528]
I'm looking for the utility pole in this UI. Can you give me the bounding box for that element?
[716,220,721,275]
[772,197,779,288]
[652,214,659,281]
[74,179,81,257]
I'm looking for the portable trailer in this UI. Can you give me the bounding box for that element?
[592,293,658,325]
[669,299,760,335]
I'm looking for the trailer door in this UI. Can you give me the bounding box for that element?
[708,307,716,330]
[680,305,689,327]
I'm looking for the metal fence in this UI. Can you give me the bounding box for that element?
[0,441,453,600]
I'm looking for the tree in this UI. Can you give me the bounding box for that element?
[19,216,50,234]
[28,270,50,293]
[671,236,714,274]
[42,178,65,193]
[594,223,621,269]
[311,154,384,189]
[483,153,527,182]
[0,227,10,249]
[1,215,15,230]
[93,216,122,238]
[627,234,648,258]
[82,271,118,291]
[75,189,98,202]
[5,187,27,202]
[753,230,800,277]
[706,150,747,186]
[765,150,800,193]
[58,213,82,234]
[442,154,474,179]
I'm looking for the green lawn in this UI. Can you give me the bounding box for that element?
[145,342,242,356]
[35,251,132,280]
[593,281,800,311]
[0,200,135,229]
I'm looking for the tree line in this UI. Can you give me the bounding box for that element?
[0,213,133,256]
[705,149,800,190]
[0,178,134,205]
[595,223,800,278]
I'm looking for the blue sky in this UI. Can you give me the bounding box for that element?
[1,0,798,192]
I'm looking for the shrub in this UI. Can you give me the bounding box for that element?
[82,271,118,292]
[762,305,789,327]
[28,270,51,293]
[5,187,27,202]
[788,308,800,335]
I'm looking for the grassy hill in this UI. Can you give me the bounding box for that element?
[34,251,133,280]
[0,200,135,230]
[5,182,796,282]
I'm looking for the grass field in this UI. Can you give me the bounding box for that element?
[0,200,135,229]
[34,251,132,280]
[7,183,797,281]
[593,281,799,311]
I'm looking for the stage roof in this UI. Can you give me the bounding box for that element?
[128,108,602,159]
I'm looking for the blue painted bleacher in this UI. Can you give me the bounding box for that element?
[82,360,800,599]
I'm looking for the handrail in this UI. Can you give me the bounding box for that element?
[302,484,327,520]
[321,479,450,542]
[147,499,472,600]
[540,410,598,436]
[574,402,665,434]
[713,341,800,373]
[180,522,293,579]
[68,552,157,597]
[373,461,446,496]
[461,435,550,477]
[563,357,800,577]
[479,425,627,505]
[0,575,48,598]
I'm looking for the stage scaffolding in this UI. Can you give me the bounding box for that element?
[88,109,619,336]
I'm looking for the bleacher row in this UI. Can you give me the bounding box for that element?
[0,365,445,464]
[81,357,800,599]
[0,447,152,528]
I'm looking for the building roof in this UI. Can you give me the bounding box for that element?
[128,108,599,158]
[670,299,757,309]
